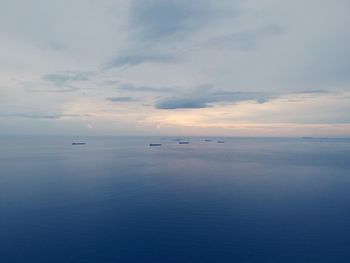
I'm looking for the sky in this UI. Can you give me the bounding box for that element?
[0,0,350,136]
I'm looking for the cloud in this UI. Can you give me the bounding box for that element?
[155,85,274,109]
[108,23,285,68]
[108,0,223,68]
[128,0,214,42]
[155,99,208,109]
[48,41,66,51]
[129,1,191,41]
[206,25,285,51]
[106,96,139,102]
[0,112,81,119]
[30,85,80,93]
[42,71,95,88]
[102,80,120,86]
[154,86,327,109]
[296,89,327,94]
[118,83,177,93]
[108,52,175,68]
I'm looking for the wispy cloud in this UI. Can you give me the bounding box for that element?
[205,25,285,51]
[106,96,139,102]
[108,0,223,68]
[42,71,95,89]
[128,0,215,42]
[118,83,177,93]
[155,85,274,109]
[29,85,80,93]
[155,86,327,109]
[102,80,120,86]
[0,112,83,119]
[109,52,175,68]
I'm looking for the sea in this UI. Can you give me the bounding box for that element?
[1,137,350,263]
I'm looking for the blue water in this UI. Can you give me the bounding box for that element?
[1,137,350,263]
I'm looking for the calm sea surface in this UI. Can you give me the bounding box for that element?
[1,137,350,262]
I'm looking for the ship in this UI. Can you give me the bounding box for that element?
[149,143,162,147]
[72,142,86,145]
